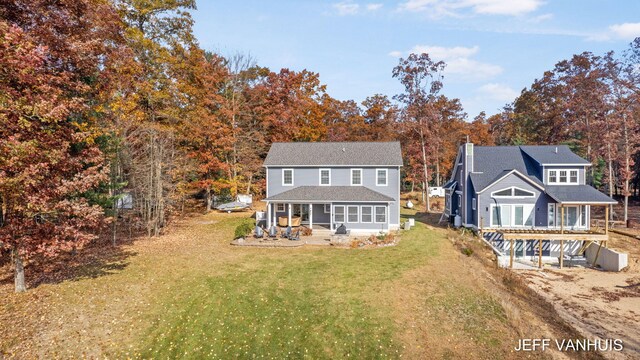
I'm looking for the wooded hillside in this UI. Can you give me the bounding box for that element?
[1,0,639,292]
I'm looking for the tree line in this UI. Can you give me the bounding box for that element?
[1,0,638,292]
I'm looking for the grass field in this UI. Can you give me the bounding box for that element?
[0,209,537,359]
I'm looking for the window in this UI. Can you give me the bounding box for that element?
[319,169,331,186]
[570,170,578,183]
[276,203,285,212]
[376,169,388,186]
[375,206,387,223]
[472,198,476,210]
[491,187,535,198]
[334,206,345,223]
[347,206,359,223]
[548,203,555,227]
[351,169,362,186]
[282,169,293,186]
[324,204,331,213]
[548,169,579,184]
[361,206,373,223]
[491,204,534,227]
[559,170,567,183]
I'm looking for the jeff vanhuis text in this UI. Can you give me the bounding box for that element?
[515,339,624,352]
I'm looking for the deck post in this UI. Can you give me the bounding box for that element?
[538,239,543,269]
[266,202,271,228]
[560,205,565,234]
[605,206,609,235]
[308,203,313,229]
[510,239,514,269]
[560,239,564,269]
[288,203,292,227]
[593,241,603,267]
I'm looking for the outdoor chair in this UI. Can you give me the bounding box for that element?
[254,225,264,238]
[281,226,292,239]
[290,229,301,241]
[268,225,278,238]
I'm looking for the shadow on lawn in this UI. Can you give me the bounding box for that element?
[0,236,137,290]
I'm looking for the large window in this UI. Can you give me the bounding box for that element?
[548,169,579,184]
[361,206,373,223]
[351,169,362,186]
[334,206,345,223]
[282,169,294,186]
[319,169,331,186]
[490,204,534,227]
[376,169,388,186]
[375,206,387,223]
[491,187,535,198]
[347,206,359,223]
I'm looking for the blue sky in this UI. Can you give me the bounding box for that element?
[191,0,640,119]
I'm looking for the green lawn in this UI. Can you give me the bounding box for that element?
[1,210,516,359]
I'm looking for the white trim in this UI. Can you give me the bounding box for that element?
[550,201,616,205]
[477,169,545,193]
[490,186,535,198]
[542,163,592,166]
[350,168,363,186]
[547,169,579,185]
[347,205,359,223]
[376,168,388,186]
[319,168,331,186]
[361,205,373,223]
[266,169,269,197]
[374,206,387,224]
[472,198,476,210]
[282,168,294,186]
[324,204,331,213]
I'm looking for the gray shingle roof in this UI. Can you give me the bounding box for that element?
[545,185,616,204]
[264,186,394,202]
[263,142,403,166]
[520,145,590,165]
[470,146,543,191]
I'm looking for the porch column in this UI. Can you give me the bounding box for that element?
[288,203,292,227]
[605,206,609,235]
[308,203,313,229]
[560,205,565,234]
[266,202,271,228]
[329,204,333,231]
[560,239,564,269]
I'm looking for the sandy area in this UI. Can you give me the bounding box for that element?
[521,232,640,359]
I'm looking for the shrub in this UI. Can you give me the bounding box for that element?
[234,219,254,239]
[461,247,473,256]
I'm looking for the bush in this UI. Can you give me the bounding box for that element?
[461,247,474,256]
[234,219,254,239]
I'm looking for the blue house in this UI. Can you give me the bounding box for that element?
[444,142,616,267]
[263,142,402,234]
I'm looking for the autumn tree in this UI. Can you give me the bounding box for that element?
[393,53,446,211]
[0,0,123,291]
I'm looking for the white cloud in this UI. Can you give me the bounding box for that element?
[398,0,543,17]
[333,2,360,16]
[587,22,640,42]
[332,1,383,15]
[609,23,640,40]
[477,83,518,101]
[389,45,502,80]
